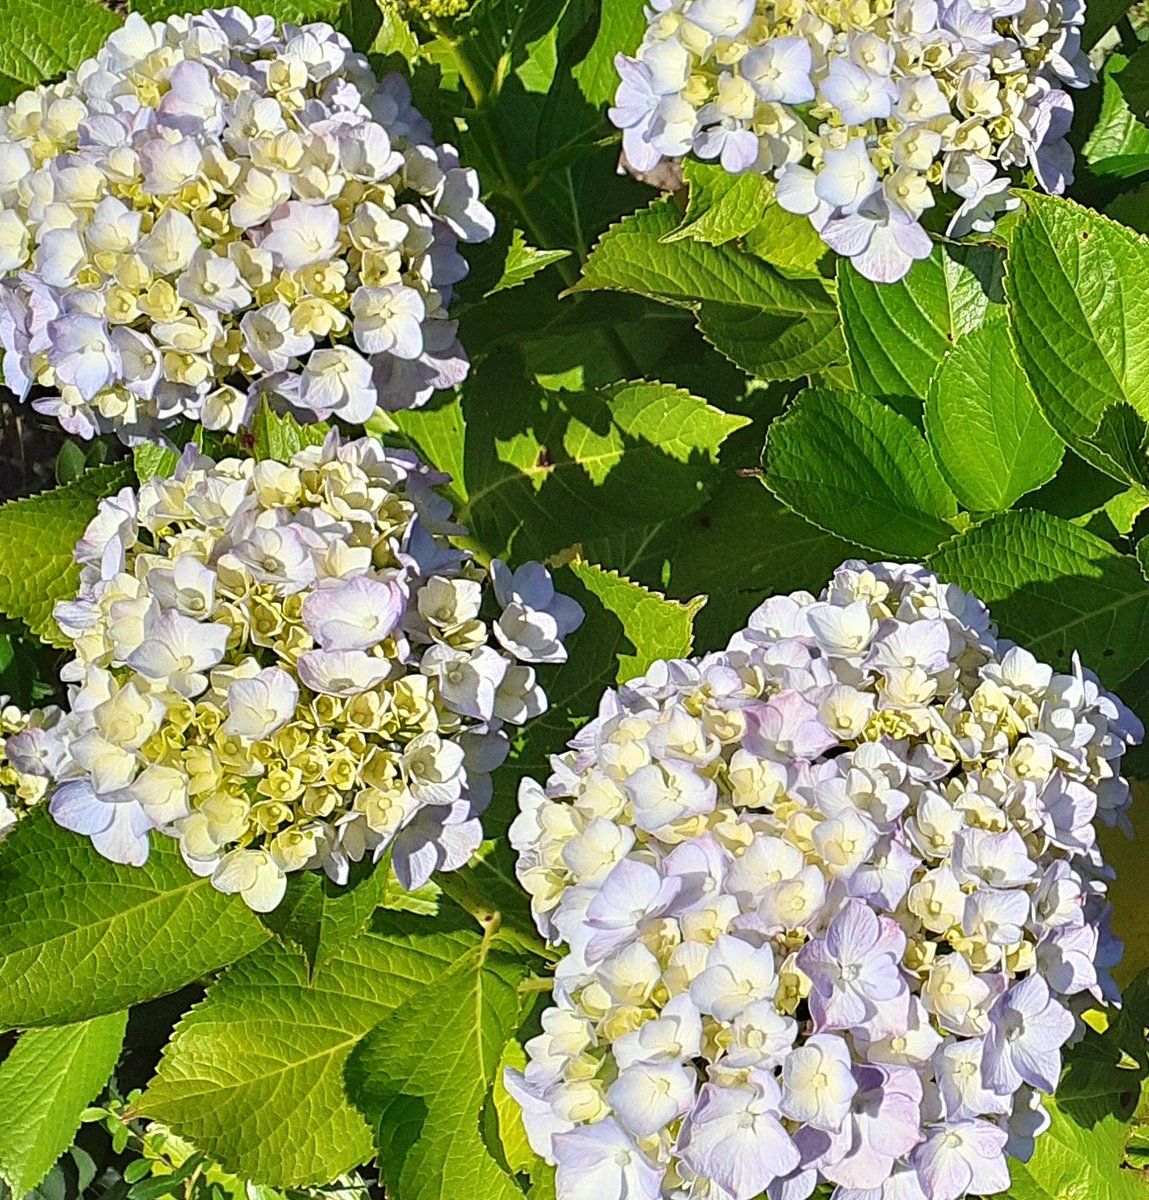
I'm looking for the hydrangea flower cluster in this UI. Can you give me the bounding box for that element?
[506,561,1138,1200]
[610,0,1089,281]
[44,434,582,911]
[0,7,494,443]
[0,698,65,840]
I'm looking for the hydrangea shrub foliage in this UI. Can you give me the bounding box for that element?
[0,3,1148,1200]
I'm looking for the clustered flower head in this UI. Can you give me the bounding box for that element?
[44,434,582,911]
[507,560,1138,1200]
[0,7,494,443]
[0,698,65,839]
[610,0,1089,281]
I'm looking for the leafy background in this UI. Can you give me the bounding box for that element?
[4,0,1149,1198]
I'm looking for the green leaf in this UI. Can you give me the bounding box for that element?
[1005,194,1149,478]
[929,509,1149,686]
[743,205,828,274]
[1109,184,1149,236]
[664,161,773,247]
[1084,484,1149,542]
[122,1161,152,1184]
[1058,972,1149,1122]
[1085,54,1149,180]
[0,464,134,647]
[576,198,837,318]
[397,374,749,564]
[487,229,571,296]
[133,423,203,484]
[0,809,268,1029]
[54,442,87,487]
[1082,0,1136,48]
[529,1172,557,1200]
[492,1039,540,1178]
[764,387,961,558]
[133,443,181,485]
[1007,1097,1149,1200]
[251,400,329,461]
[258,858,390,976]
[369,0,419,57]
[142,910,488,1188]
[130,0,344,23]
[924,321,1064,511]
[345,945,528,1200]
[569,560,703,681]
[697,302,848,383]
[571,0,646,107]
[1117,39,1149,126]
[671,477,856,652]
[575,199,844,378]
[515,20,560,92]
[0,0,120,86]
[0,1012,127,1195]
[838,244,1005,399]
[431,0,570,98]
[390,393,468,504]
[1086,403,1149,490]
[433,839,544,957]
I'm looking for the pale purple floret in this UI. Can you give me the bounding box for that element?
[983,975,1076,1093]
[1040,776,1098,852]
[677,1077,800,1200]
[1036,924,1098,995]
[1030,89,1076,194]
[820,59,898,124]
[388,802,484,891]
[584,858,682,962]
[553,1119,663,1200]
[934,1038,1012,1121]
[798,900,908,1029]
[911,1120,1011,1200]
[866,618,952,676]
[821,197,933,284]
[820,1064,924,1190]
[609,55,662,172]
[49,779,154,867]
[741,37,815,103]
[833,1165,929,1200]
[847,835,918,910]
[744,692,839,761]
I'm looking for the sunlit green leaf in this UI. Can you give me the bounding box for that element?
[930,509,1149,686]
[0,464,136,648]
[764,387,960,558]
[0,810,267,1029]
[0,1013,127,1195]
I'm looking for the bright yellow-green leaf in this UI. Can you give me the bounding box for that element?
[0,464,134,647]
[142,911,489,1187]
[0,810,267,1029]
[0,1012,127,1195]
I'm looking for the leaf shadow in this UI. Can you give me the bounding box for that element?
[456,351,737,564]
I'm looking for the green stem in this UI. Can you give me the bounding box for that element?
[517,974,556,994]
[440,30,488,110]
[434,20,645,381]
[1117,14,1140,55]
[439,25,581,289]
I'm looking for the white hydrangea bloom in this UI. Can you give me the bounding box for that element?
[506,561,1140,1200]
[43,433,582,908]
[0,8,495,442]
[0,698,66,840]
[610,0,1091,281]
